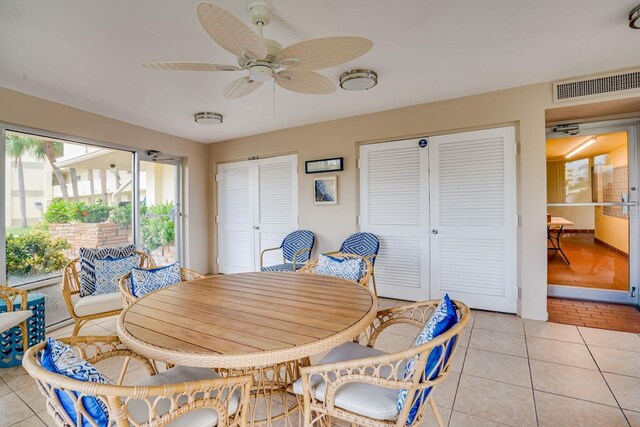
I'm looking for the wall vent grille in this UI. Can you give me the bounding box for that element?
[553,69,640,103]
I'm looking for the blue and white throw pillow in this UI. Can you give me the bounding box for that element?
[93,254,140,295]
[397,294,458,425]
[316,254,364,283]
[79,245,136,296]
[130,263,182,298]
[41,338,109,427]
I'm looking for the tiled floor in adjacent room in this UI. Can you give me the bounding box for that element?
[2,299,640,426]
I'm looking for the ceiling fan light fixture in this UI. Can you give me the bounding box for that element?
[194,112,223,125]
[630,4,640,29]
[339,69,378,91]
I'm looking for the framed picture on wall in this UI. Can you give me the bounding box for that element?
[314,176,338,205]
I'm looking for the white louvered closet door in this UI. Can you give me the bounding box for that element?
[360,139,430,300]
[429,127,517,313]
[254,155,299,270]
[217,162,254,273]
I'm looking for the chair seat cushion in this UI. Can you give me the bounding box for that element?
[292,342,402,421]
[0,310,33,333]
[131,263,182,298]
[74,292,123,317]
[128,366,240,427]
[94,254,140,295]
[260,263,297,272]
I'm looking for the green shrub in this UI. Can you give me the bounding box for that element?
[43,199,73,223]
[44,199,111,224]
[141,203,175,252]
[6,231,70,276]
[110,203,133,226]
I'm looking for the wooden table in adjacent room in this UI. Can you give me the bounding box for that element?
[116,271,377,426]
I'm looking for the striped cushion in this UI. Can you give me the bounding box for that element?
[80,245,136,296]
[260,263,297,272]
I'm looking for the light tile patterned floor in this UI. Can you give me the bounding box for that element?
[2,299,640,426]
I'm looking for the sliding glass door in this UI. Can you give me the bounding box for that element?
[0,125,184,327]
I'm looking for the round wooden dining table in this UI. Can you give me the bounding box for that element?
[116,271,377,426]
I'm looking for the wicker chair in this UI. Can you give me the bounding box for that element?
[329,232,381,296]
[0,285,32,351]
[260,230,316,272]
[298,254,373,289]
[293,299,470,427]
[23,335,252,427]
[62,252,155,337]
[119,267,205,308]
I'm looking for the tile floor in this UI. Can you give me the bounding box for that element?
[548,297,640,333]
[2,299,640,426]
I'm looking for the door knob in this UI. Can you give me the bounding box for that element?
[431,229,438,235]
[253,226,260,230]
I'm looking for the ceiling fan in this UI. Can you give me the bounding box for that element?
[141,1,373,99]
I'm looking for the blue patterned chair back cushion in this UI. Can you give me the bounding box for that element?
[41,338,109,427]
[94,254,140,295]
[79,245,136,296]
[339,233,380,265]
[316,254,364,283]
[131,263,183,298]
[282,230,315,264]
[397,294,458,425]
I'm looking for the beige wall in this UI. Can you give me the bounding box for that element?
[209,83,553,320]
[595,144,629,254]
[0,87,210,273]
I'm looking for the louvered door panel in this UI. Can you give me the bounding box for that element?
[429,127,517,313]
[217,163,254,273]
[360,139,429,300]
[254,154,298,270]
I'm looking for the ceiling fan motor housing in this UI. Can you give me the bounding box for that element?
[248,0,274,26]
[249,64,273,82]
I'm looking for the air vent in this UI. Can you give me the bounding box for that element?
[553,68,640,103]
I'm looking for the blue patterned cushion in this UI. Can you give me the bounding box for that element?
[80,245,136,296]
[316,254,364,282]
[41,338,109,427]
[131,263,182,298]
[397,294,458,425]
[94,254,140,295]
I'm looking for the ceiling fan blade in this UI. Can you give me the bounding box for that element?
[141,62,242,71]
[276,70,336,95]
[197,2,267,60]
[277,37,373,70]
[223,76,264,99]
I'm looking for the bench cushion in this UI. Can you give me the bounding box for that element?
[0,310,32,333]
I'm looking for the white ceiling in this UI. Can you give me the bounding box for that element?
[1,0,639,144]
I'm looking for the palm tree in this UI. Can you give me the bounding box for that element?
[5,135,32,228]
[29,139,69,201]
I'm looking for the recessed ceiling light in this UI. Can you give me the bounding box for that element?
[339,69,378,91]
[630,4,640,29]
[194,112,223,125]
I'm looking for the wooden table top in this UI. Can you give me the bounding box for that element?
[548,216,574,227]
[117,272,377,369]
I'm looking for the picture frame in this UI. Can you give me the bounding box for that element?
[314,176,338,205]
[305,157,344,174]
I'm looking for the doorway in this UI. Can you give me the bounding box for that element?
[546,119,639,304]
